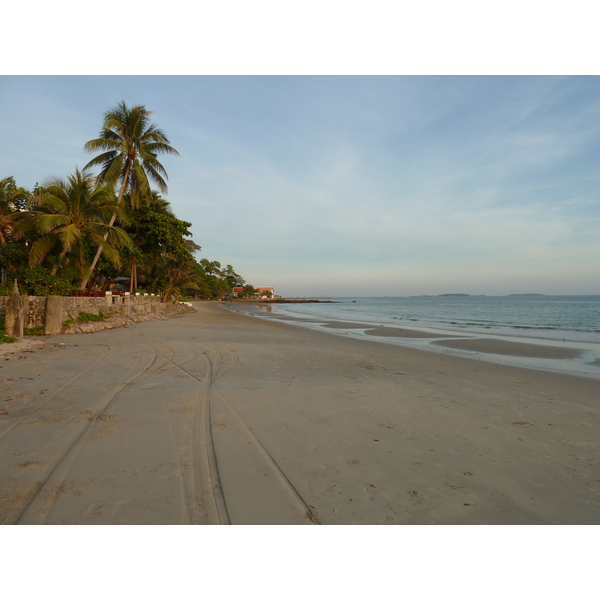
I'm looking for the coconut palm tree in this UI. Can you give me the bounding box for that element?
[81,101,179,288]
[27,169,131,280]
[0,177,29,245]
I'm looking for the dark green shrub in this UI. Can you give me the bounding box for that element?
[63,312,109,328]
[0,330,16,344]
[12,266,77,296]
[24,326,44,336]
[76,311,108,323]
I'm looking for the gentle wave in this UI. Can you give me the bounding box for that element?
[274,296,600,345]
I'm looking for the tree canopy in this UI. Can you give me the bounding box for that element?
[0,102,249,300]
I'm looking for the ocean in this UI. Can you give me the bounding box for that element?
[227,295,600,379]
[266,295,600,344]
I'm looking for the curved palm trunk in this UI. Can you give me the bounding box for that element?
[80,160,132,290]
[50,247,68,276]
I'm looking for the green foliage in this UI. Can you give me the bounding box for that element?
[76,311,108,322]
[188,260,244,299]
[14,265,76,296]
[0,241,30,272]
[129,203,194,260]
[63,311,108,328]
[81,103,180,287]
[84,101,180,207]
[160,258,201,301]
[24,326,44,336]
[1,105,246,300]
[27,169,132,279]
[0,177,30,246]
[236,285,257,299]
[0,333,17,344]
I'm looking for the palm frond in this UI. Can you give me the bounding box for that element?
[140,151,170,178]
[139,161,168,192]
[55,224,81,252]
[29,234,57,266]
[34,213,70,234]
[87,231,122,267]
[84,149,118,166]
[106,225,133,248]
[95,203,130,225]
[83,101,178,213]
[84,134,121,152]
[144,137,180,156]
[130,162,152,206]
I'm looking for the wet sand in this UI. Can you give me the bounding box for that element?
[1,301,599,524]
[320,321,448,338]
[363,326,455,339]
[431,337,583,359]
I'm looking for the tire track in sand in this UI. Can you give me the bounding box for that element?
[153,341,318,524]
[0,344,112,440]
[2,343,173,524]
[151,341,233,524]
[214,389,320,524]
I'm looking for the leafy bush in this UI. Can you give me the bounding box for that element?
[24,326,44,336]
[76,312,108,323]
[63,311,108,328]
[0,329,16,344]
[11,266,77,296]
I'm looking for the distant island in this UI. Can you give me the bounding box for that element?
[508,294,545,296]
[438,293,473,297]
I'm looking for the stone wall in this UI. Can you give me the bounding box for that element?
[1,293,176,332]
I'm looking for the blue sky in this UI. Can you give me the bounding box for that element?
[1,75,599,296]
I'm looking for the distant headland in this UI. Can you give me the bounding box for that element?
[410,293,546,298]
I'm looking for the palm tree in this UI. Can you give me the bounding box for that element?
[27,169,132,281]
[81,101,179,288]
[0,177,29,245]
[161,257,200,302]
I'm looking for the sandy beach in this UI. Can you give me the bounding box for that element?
[0,301,599,525]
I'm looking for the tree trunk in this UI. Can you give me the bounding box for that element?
[80,159,132,290]
[130,256,137,294]
[50,247,68,276]
[80,213,116,289]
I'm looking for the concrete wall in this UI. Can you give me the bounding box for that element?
[1,293,163,329]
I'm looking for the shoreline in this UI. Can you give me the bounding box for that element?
[1,300,599,524]
[225,302,600,381]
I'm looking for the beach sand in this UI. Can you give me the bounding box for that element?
[0,301,599,525]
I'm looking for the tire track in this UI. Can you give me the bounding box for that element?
[143,340,213,524]
[214,389,320,524]
[152,341,317,524]
[0,344,112,440]
[3,343,172,525]
[150,342,230,524]
[199,343,318,523]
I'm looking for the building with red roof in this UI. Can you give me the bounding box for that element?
[230,286,275,298]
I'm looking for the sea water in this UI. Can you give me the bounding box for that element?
[269,296,600,345]
[229,295,600,379]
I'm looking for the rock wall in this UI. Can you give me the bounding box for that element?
[2,293,193,334]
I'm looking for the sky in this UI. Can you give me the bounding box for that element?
[1,75,600,297]
[3,1,600,298]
